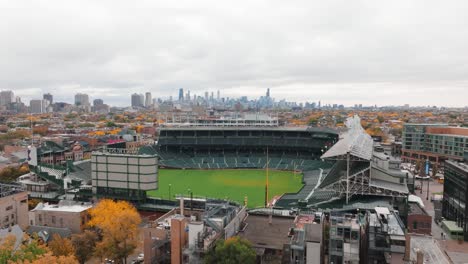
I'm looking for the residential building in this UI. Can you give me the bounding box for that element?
[0,183,28,230]
[367,207,407,263]
[402,123,468,165]
[289,212,325,264]
[329,213,366,264]
[29,201,92,234]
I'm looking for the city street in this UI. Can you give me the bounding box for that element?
[415,178,468,264]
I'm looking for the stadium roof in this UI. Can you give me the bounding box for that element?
[321,115,373,160]
[159,126,337,134]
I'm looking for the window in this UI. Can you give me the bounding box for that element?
[413,221,418,230]
[5,205,13,211]
[51,216,56,224]
[337,227,343,237]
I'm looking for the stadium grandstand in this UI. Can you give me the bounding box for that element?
[141,115,411,210]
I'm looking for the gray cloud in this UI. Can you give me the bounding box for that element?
[1,0,467,106]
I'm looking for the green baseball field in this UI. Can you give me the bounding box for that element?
[147,169,303,208]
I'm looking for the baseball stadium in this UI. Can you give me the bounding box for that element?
[140,126,340,208]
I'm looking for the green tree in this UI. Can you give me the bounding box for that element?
[106,121,116,127]
[0,234,48,263]
[71,230,98,264]
[376,115,385,123]
[204,237,256,264]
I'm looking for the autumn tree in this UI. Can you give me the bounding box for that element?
[71,230,98,264]
[204,236,256,264]
[0,234,47,263]
[23,253,79,264]
[88,199,141,264]
[47,234,75,257]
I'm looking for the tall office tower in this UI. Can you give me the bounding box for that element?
[75,93,90,106]
[217,90,220,100]
[210,92,214,101]
[179,88,184,101]
[0,90,14,106]
[187,90,191,101]
[43,93,53,104]
[204,91,209,101]
[131,93,145,108]
[30,100,43,113]
[266,88,270,97]
[93,99,104,106]
[145,92,152,107]
[318,100,321,108]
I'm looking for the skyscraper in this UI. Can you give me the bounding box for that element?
[30,100,43,114]
[0,90,14,106]
[204,92,209,101]
[179,88,184,101]
[217,90,220,101]
[43,93,53,104]
[145,92,152,107]
[131,93,144,108]
[75,93,90,106]
[93,99,104,106]
[266,88,270,97]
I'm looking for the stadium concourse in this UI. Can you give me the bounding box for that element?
[141,115,410,209]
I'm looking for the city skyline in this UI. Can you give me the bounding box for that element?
[2,1,468,107]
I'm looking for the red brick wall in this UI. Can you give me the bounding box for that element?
[408,214,432,235]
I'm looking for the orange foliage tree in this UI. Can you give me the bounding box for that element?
[88,199,141,264]
[47,234,75,257]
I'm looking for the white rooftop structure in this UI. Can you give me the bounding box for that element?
[32,201,92,213]
[321,115,373,160]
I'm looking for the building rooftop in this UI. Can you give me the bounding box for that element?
[32,201,92,213]
[446,159,468,172]
[239,214,294,250]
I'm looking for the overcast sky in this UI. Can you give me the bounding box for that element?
[1,0,468,107]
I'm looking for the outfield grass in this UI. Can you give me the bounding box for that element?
[147,169,303,208]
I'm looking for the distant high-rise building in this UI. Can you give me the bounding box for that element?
[131,93,145,108]
[204,92,209,101]
[75,93,90,106]
[179,88,184,101]
[145,92,152,107]
[210,92,214,101]
[318,100,321,108]
[43,93,53,104]
[30,99,43,113]
[187,90,191,101]
[217,90,220,100]
[266,88,270,97]
[93,99,104,106]
[0,90,14,106]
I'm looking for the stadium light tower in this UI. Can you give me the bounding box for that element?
[265,147,270,207]
[168,184,172,199]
